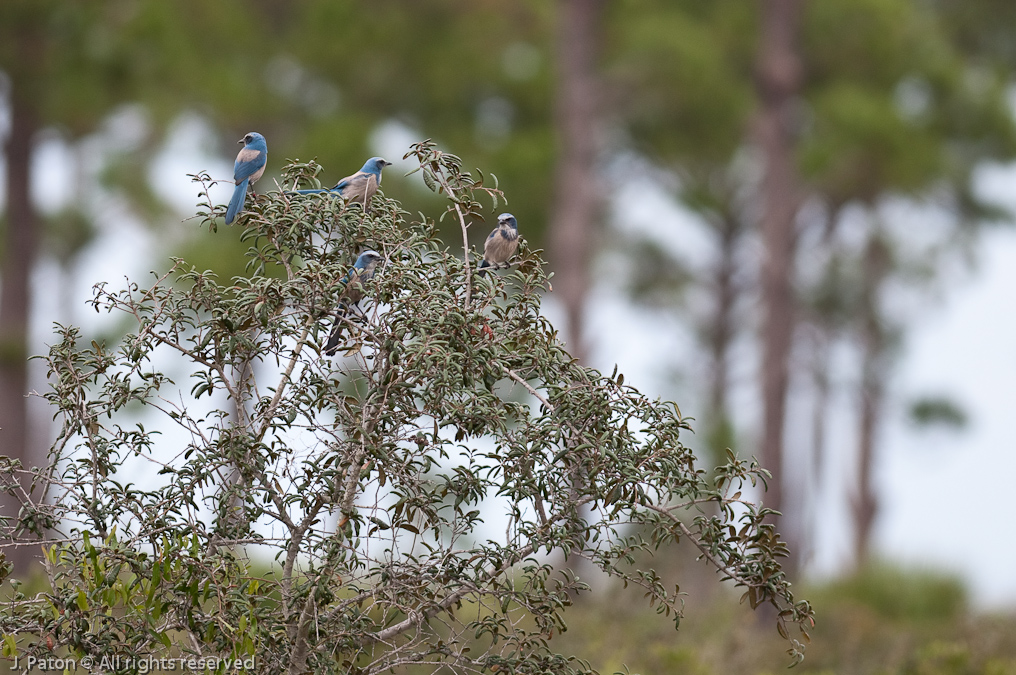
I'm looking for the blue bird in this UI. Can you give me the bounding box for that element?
[324,250,383,355]
[292,157,392,206]
[477,213,520,277]
[225,131,268,225]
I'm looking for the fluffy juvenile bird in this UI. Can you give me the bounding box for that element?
[477,213,520,277]
[293,157,392,206]
[323,250,383,355]
[225,132,268,225]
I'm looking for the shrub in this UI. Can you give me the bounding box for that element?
[0,142,812,673]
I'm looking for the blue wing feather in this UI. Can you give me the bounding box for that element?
[234,149,266,183]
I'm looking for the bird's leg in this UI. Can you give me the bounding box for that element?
[347,304,369,321]
[333,302,367,324]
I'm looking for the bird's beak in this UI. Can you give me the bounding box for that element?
[385,160,393,166]
[237,138,245,145]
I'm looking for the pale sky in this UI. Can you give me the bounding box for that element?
[587,159,1016,610]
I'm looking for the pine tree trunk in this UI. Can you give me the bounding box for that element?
[705,208,743,459]
[805,326,832,566]
[549,0,603,364]
[754,0,804,571]
[0,54,42,575]
[853,232,888,564]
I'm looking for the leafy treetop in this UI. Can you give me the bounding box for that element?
[1,142,813,673]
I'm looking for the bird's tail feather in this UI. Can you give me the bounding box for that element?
[323,302,350,356]
[323,320,344,355]
[225,177,250,224]
[478,261,489,278]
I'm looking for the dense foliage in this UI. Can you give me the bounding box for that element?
[0,146,811,673]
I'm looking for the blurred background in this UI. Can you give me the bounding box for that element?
[2,0,1016,671]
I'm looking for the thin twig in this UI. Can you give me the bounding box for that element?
[501,366,554,412]
[455,203,473,308]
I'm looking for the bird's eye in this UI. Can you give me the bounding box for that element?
[245,135,252,143]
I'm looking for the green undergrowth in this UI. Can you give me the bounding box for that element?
[549,561,1016,675]
[4,551,1013,675]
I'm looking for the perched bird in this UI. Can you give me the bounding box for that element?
[225,132,268,225]
[292,157,392,206]
[323,250,383,355]
[477,213,520,277]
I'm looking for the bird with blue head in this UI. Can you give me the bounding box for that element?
[478,213,520,277]
[323,250,383,355]
[225,132,268,225]
[293,157,392,207]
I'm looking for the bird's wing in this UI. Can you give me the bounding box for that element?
[332,171,364,192]
[482,229,500,259]
[335,172,378,200]
[234,148,267,183]
[343,267,366,305]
